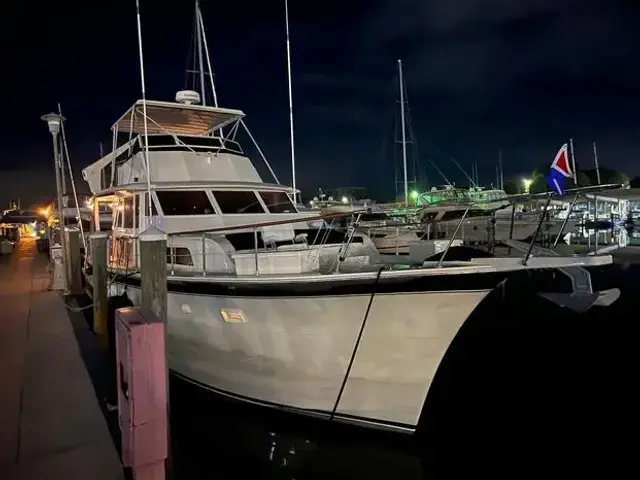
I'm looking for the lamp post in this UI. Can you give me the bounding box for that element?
[41,112,68,292]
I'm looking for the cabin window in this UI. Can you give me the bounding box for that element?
[166,247,194,266]
[151,194,158,216]
[135,194,141,224]
[101,164,112,190]
[258,191,296,213]
[156,190,214,215]
[123,196,134,228]
[211,191,265,214]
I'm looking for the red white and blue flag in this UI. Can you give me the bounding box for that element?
[546,143,573,195]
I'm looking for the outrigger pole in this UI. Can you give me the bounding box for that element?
[134,0,152,216]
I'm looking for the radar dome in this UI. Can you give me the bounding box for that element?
[175,90,201,105]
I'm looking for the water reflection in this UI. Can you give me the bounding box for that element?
[561,223,633,252]
[170,376,424,479]
[143,252,640,479]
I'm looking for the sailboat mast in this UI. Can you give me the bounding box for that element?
[195,0,206,106]
[285,0,297,204]
[398,59,408,206]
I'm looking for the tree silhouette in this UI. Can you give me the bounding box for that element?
[502,178,520,194]
[582,168,629,186]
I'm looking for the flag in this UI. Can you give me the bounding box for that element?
[545,143,572,195]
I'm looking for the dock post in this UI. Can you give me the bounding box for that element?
[91,231,109,348]
[65,227,83,295]
[138,226,171,477]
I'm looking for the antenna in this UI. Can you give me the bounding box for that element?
[592,142,601,185]
[135,0,152,216]
[285,0,297,203]
[426,158,453,186]
[398,59,408,206]
[450,157,476,187]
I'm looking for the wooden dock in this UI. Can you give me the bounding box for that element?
[0,239,122,479]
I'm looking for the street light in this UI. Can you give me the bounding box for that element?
[522,178,533,193]
[41,112,68,292]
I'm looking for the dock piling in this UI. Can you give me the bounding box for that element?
[90,231,109,348]
[65,227,83,295]
[138,226,172,478]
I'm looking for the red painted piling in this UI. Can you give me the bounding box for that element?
[115,307,167,479]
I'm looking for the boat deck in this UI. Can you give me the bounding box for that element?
[0,240,122,478]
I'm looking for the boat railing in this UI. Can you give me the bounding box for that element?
[92,210,375,279]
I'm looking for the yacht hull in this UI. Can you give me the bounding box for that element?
[117,281,493,429]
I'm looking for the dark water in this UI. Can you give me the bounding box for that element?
[71,260,640,478]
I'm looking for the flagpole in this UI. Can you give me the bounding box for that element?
[569,138,578,186]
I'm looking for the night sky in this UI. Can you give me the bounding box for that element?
[2,0,639,207]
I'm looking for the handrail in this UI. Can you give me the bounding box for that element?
[165,210,366,237]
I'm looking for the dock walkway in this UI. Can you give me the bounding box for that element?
[0,240,123,479]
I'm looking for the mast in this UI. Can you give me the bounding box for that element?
[569,137,578,186]
[285,0,297,204]
[135,0,152,215]
[398,59,408,206]
[195,1,221,140]
[196,4,218,108]
[592,142,601,185]
[195,0,206,106]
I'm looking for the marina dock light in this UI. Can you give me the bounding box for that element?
[410,190,419,199]
[341,196,349,204]
[41,113,66,135]
[41,111,68,293]
[522,178,533,193]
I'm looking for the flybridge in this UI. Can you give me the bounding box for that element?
[111,93,245,137]
[81,90,279,195]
